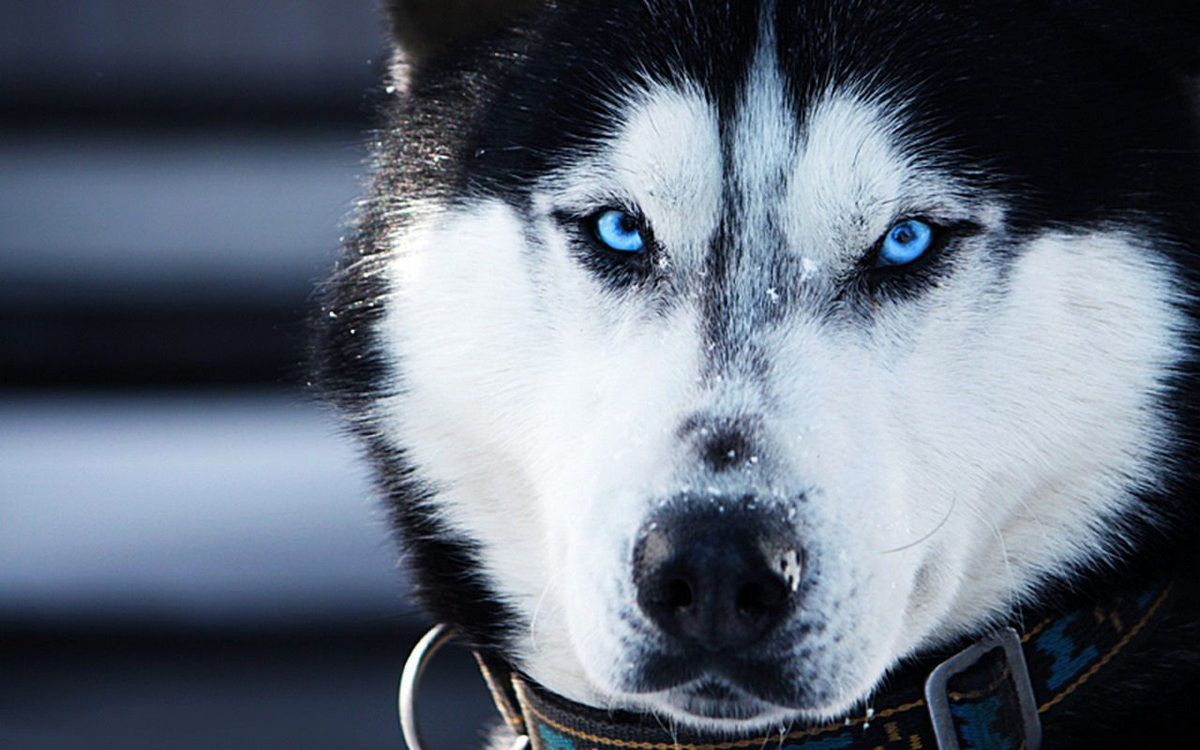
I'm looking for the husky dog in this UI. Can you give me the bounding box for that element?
[317,1,1200,746]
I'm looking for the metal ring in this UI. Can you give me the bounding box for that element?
[398,623,530,750]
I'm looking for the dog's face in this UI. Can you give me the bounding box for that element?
[319,0,1198,730]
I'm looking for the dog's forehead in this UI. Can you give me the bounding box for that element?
[479,0,971,267]
[443,0,1192,239]
[547,66,936,274]
[729,48,920,270]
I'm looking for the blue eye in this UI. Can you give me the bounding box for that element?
[879,219,934,267]
[593,209,646,253]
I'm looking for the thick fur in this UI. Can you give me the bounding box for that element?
[316,0,1200,744]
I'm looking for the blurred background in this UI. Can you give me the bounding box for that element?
[1,2,495,747]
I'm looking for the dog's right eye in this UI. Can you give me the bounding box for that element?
[590,209,646,253]
[876,218,934,267]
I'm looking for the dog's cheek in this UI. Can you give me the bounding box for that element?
[979,231,1185,555]
[886,231,1188,642]
[374,201,557,614]
[381,200,552,449]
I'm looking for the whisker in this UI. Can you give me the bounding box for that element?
[881,493,957,554]
[528,572,559,652]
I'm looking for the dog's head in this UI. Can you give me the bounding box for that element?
[318,0,1199,729]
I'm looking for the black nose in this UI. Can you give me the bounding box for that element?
[633,502,802,653]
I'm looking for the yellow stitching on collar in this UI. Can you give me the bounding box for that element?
[1037,585,1172,714]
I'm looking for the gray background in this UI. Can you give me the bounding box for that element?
[1,2,496,747]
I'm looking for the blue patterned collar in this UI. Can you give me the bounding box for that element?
[472,581,1175,750]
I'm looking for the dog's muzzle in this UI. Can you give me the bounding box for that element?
[615,497,810,704]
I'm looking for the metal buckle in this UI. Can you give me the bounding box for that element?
[399,624,530,750]
[924,627,1042,750]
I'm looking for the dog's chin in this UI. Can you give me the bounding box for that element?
[604,648,868,731]
[644,679,802,731]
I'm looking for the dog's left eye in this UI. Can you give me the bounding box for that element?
[591,209,646,253]
[877,219,934,267]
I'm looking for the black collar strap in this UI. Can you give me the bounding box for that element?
[476,581,1173,750]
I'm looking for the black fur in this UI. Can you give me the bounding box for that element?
[315,0,1200,741]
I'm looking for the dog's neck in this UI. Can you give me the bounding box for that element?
[470,578,1176,750]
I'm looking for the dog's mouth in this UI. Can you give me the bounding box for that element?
[624,641,827,711]
[662,678,781,721]
[623,651,811,723]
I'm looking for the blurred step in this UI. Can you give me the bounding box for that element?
[0,391,413,627]
[0,132,365,304]
[0,0,388,123]
[0,131,368,386]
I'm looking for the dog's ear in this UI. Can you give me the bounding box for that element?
[1046,0,1199,75]
[385,0,540,62]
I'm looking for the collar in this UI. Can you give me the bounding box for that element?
[402,580,1174,750]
